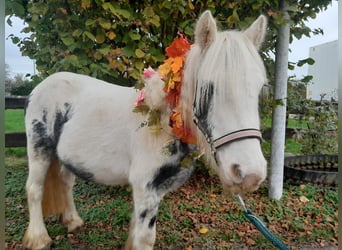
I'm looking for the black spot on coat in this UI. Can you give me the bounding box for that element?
[193,81,214,140]
[140,209,148,221]
[149,164,181,191]
[147,163,194,197]
[31,103,72,158]
[148,216,157,229]
[61,159,94,182]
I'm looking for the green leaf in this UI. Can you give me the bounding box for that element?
[143,6,154,17]
[114,9,131,19]
[129,31,141,41]
[134,60,144,70]
[6,2,26,17]
[297,58,315,67]
[72,29,83,37]
[122,47,134,57]
[61,36,75,46]
[98,18,112,30]
[307,58,315,65]
[10,35,20,44]
[85,19,96,26]
[135,49,145,58]
[150,15,160,27]
[84,31,95,41]
[98,46,111,55]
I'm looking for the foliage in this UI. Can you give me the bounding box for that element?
[5,0,332,86]
[5,64,41,95]
[284,78,338,155]
[295,98,338,155]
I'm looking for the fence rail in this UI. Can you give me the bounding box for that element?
[5,96,27,147]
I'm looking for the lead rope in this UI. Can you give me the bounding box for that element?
[236,195,290,250]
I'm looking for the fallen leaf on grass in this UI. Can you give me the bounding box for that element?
[199,227,209,234]
[299,195,309,203]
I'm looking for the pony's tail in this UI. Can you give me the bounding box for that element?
[41,158,68,217]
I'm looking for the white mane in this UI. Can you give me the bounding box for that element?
[180,25,267,165]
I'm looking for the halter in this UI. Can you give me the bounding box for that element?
[193,115,262,155]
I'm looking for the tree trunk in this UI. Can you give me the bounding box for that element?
[269,0,290,200]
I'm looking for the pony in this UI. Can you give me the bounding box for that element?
[23,10,268,250]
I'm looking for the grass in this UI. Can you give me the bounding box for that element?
[5,109,25,132]
[5,109,27,157]
[5,159,338,249]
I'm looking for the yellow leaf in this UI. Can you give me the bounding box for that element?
[81,0,91,9]
[199,227,209,234]
[185,247,193,250]
[96,33,105,44]
[299,195,309,203]
[188,0,194,10]
[158,63,171,78]
[107,31,116,40]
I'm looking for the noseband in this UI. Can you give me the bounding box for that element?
[193,115,262,156]
[212,128,262,150]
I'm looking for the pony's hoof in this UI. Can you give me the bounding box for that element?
[22,231,52,250]
[66,218,84,233]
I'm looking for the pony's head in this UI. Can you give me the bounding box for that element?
[180,11,268,195]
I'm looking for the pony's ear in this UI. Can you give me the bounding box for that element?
[194,10,217,50]
[244,15,267,51]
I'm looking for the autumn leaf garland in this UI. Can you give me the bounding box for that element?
[134,33,197,144]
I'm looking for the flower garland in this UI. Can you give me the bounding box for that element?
[134,33,197,144]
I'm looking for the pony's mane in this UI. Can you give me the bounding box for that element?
[180,30,266,164]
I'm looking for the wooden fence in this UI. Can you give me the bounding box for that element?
[5,96,27,147]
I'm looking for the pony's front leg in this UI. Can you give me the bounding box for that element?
[125,188,159,250]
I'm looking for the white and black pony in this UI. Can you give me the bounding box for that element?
[23,11,268,250]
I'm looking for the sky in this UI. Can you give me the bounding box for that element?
[4,2,338,78]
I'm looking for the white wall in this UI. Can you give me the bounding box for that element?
[307,40,338,101]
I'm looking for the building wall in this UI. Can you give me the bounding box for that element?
[307,40,338,101]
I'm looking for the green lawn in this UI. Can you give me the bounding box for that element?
[5,160,338,249]
[5,109,25,132]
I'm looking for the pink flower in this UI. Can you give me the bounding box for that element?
[135,90,145,106]
[143,67,156,78]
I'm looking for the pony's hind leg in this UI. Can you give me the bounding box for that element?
[22,154,53,250]
[59,166,84,232]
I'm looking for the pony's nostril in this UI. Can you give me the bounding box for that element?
[232,164,244,181]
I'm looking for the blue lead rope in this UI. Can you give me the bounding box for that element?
[236,195,290,250]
